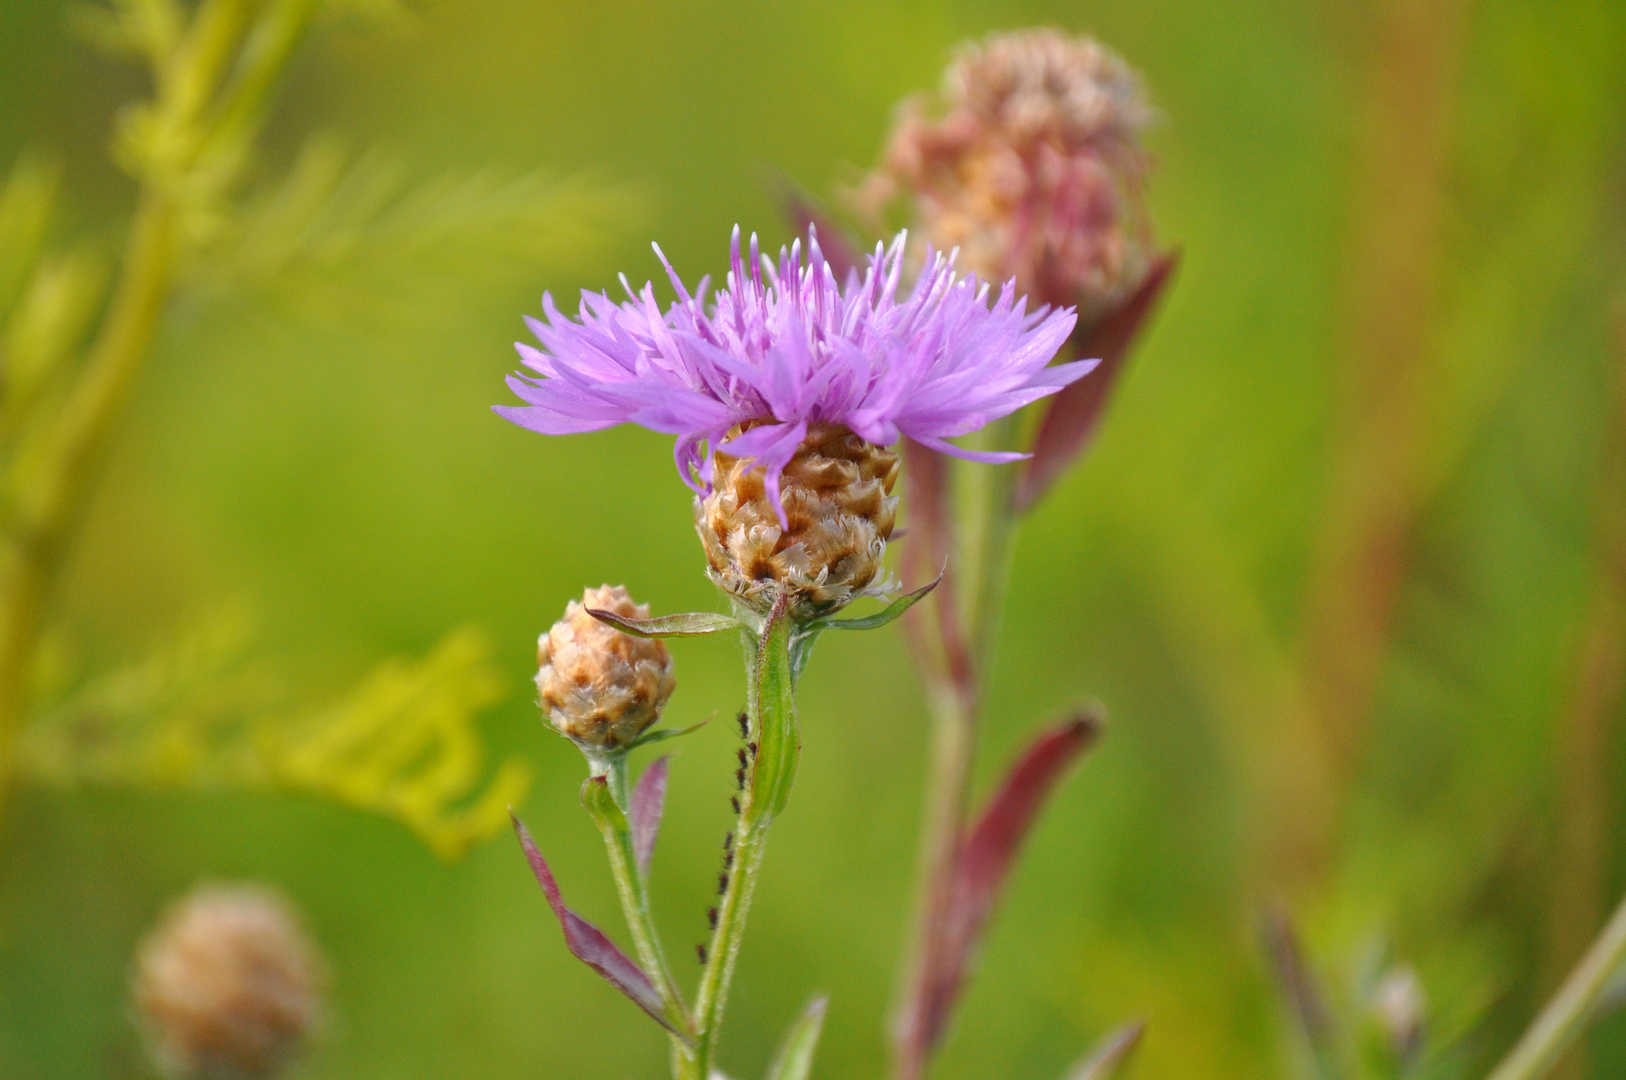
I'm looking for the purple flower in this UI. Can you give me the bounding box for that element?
[495,227,1089,523]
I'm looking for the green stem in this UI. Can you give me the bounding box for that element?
[0,192,178,797]
[1485,888,1626,1080]
[687,595,796,1080]
[590,757,691,1069]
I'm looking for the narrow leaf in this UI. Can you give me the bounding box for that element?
[774,178,863,281]
[1065,1021,1146,1080]
[629,714,713,749]
[748,591,798,825]
[511,815,685,1038]
[911,711,1103,1058]
[765,995,829,1080]
[1015,253,1178,512]
[1261,904,1345,1080]
[588,609,742,638]
[815,573,942,632]
[630,756,669,878]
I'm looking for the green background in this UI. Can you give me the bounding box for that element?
[3,0,1626,1077]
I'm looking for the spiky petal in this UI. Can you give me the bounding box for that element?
[496,227,1084,525]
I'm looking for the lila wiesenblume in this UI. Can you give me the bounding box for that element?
[497,227,1087,615]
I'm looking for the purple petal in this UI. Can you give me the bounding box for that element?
[630,757,669,878]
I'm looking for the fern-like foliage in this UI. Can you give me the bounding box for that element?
[17,615,529,860]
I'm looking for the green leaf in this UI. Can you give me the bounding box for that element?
[813,574,942,633]
[748,591,798,826]
[588,609,742,639]
[627,714,712,749]
[580,774,628,832]
[765,995,828,1080]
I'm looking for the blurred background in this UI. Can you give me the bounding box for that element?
[2,0,1625,1078]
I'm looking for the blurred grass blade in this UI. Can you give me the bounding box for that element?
[910,711,1103,1059]
[765,995,828,1080]
[898,437,975,702]
[1064,1021,1146,1080]
[511,814,688,1040]
[1261,904,1346,1080]
[629,755,669,877]
[587,609,741,639]
[1015,252,1178,512]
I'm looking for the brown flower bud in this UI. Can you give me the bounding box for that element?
[696,423,899,618]
[857,29,1153,324]
[133,883,325,1080]
[537,585,676,754]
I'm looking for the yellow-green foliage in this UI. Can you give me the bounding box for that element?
[17,615,529,861]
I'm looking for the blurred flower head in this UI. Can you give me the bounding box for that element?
[537,585,676,755]
[133,883,325,1080]
[857,29,1154,322]
[495,226,1084,527]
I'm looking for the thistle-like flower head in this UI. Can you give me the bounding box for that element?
[133,883,325,1080]
[857,29,1153,320]
[496,226,1086,526]
[537,585,676,755]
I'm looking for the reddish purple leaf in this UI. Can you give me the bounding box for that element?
[775,180,864,282]
[630,756,669,877]
[511,815,681,1036]
[1015,253,1179,513]
[910,712,1103,1058]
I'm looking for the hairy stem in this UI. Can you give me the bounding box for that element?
[1485,888,1626,1080]
[595,759,688,1038]
[688,598,794,1079]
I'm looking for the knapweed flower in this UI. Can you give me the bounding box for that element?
[133,883,325,1080]
[537,585,676,755]
[497,228,1085,615]
[855,29,1153,323]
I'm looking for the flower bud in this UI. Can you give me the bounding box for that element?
[696,424,899,619]
[133,883,325,1080]
[537,585,676,754]
[1369,965,1425,1059]
[857,29,1153,323]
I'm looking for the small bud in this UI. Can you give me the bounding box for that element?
[707,907,719,930]
[1370,965,1425,1059]
[536,585,677,756]
[696,423,900,619]
[696,944,708,964]
[857,29,1154,324]
[132,883,325,1080]
[731,796,741,815]
[736,712,750,738]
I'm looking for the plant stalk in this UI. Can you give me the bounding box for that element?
[1485,888,1626,1080]
[893,416,1022,1080]
[594,758,688,1041]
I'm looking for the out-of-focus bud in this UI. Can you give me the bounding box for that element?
[133,883,325,1080]
[857,28,1153,324]
[1369,965,1425,1060]
[537,585,677,755]
[696,423,900,620]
